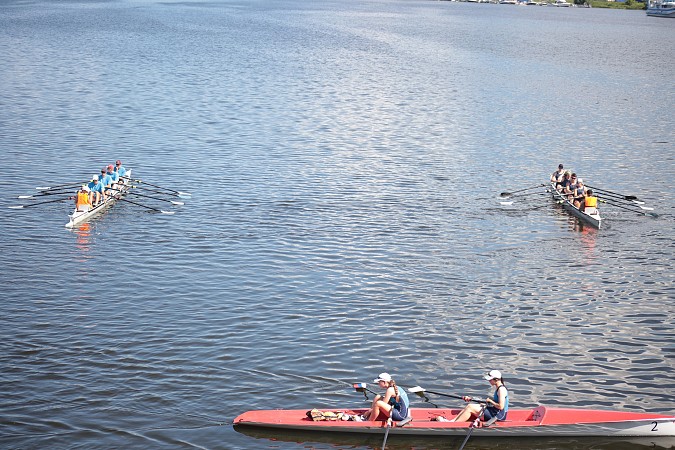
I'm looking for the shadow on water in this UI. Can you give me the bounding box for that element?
[235,425,675,449]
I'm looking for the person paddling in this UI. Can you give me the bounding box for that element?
[87,175,106,205]
[107,164,119,189]
[572,178,587,209]
[115,160,127,178]
[361,372,410,423]
[99,168,113,194]
[451,369,508,423]
[550,164,565,184]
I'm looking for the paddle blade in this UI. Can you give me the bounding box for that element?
[408,386,425,393]
[160,210,175,215]
[8,205,25,209]
[170,201,184,206]
[500,192,511,197]
[353,383,367,391]
[18,195,34,199]
[500,201,513,206]
[35,187,51,190]
[177,191,191,197]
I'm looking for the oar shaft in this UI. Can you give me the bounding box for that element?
[111,188,183,205]
[115,196,164,212]
[9,197,72,208]
[599,199,657,216]
[122,177,188,195]
[586,185,638,201]
[500,184,544,197]
[424,390,483,403]
[36,182,82,191]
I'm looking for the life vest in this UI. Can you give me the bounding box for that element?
[585,196,597,208]
[76,191,91,210]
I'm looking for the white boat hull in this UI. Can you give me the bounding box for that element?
[65,169,132,228]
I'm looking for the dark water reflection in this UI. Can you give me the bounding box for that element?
[0,0,673,449]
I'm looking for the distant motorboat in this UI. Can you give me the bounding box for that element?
[647,0,675,17]
[555,0,572,6]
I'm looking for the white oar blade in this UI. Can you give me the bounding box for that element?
[177,191,191,197]
[632,200,645,205]
[18,195,34,199]
[170,201,184,205]
[8,205,25,209]
[35,187,51,190]
[408,386,425,393]
[500,201,513,206]
[638,205,654,211]
[160,210,175,215]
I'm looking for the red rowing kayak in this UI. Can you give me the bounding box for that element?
[234,406,675,437]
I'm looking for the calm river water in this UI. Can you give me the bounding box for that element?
[0,0,673,449]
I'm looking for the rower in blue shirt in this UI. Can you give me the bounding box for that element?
[107,164,119,190]
[115,160,127,178]
[87,175,106,205]
[99,168,113,193]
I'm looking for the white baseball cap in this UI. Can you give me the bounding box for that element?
[484,370,502,380]
[373,372,392,383]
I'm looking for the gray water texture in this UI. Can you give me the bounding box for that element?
[0,0,674,448]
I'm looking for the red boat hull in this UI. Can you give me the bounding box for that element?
[234,406,675,437]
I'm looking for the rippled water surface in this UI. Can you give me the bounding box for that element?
[0,0,674,449]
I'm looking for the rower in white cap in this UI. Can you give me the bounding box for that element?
[451,369,509,423]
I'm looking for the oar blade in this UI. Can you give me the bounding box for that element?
[170,201,184,206]
[8,205,25,209]
[499,201,513,206]
[499,192,511,197]
[18,195,34,199]
[160,210,175,215]
[407,386,425,393]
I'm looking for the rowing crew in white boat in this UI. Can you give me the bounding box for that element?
[76,160,128,212]
[9,162,189,227]
[550,163,598,214]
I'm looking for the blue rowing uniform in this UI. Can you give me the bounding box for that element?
[100,173,113,188]
[89,181,104,194]
[116,166,127,177]
[484,386,508,421]
[108,170,119,183]
[388,388,410,421]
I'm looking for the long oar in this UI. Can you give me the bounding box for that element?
[127,184,190,199]
[381,413,392,450]
[115,196,175,214]
[408,386,483,404]
[598,196,653,211]
[353,383,378,400]
[500,184,545,197]
[499,190,551,205]
[110,188,184,205]
[19,188,79,199]
[457,403,486,450]
[592,188,647,205]
[586,185,638,201]
[9,197,72,209]
[122,177,190,196]
[34,182,83,191]
[599,199,658,217]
